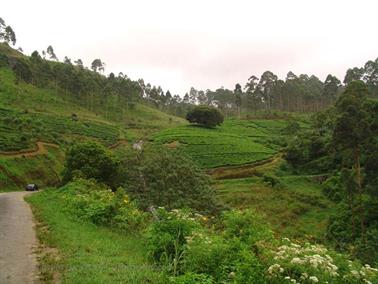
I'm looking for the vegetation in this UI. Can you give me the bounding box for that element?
[185,106,224,128]
[27,187,164,283]
[285,81,378,264]
[117,146,221,214]
[153,118,291,168]
[1,15,378,283]
[27,185,378,283]
[62,142,118,187]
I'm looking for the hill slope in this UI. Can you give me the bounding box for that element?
[0,44,185,191]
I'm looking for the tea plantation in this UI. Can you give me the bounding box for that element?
[153,118,290,168]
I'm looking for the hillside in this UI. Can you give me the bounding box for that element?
[0,43,185,191]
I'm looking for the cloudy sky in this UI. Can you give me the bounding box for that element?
[2,0,378,95]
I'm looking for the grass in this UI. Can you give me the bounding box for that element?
[214,174,334,241]
[152,118,291,168]
[26,189,166,284]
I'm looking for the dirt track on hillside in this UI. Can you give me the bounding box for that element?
[208,154,283,180]
[0,191,39,284]
[0,140,128,158]
[0,142,59,158]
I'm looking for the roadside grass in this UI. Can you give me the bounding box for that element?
[26,189,166,284]
[152,118,291,168]
[214,175,334,241]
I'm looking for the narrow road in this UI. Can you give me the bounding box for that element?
[0,192,38,284]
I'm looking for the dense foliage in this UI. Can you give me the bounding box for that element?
[146,208,378,283]
[117,146,221,214]
[285,81,378,264]
[60,178,146,230]
[62,141,118,186]
[185,106,224,128]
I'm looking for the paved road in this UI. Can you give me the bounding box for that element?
[0,192,38,284]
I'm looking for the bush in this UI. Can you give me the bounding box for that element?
[262,173,284,189]
[322,174,343,202]
[118,146,222,214]
[169,273,214,284]
[60,178,146,230]
[185,106,224,128]
[62,141,118,187]
[222,209,274,245]
[183,232,265,283]
[146,208,201,266]
[265,238,378,284]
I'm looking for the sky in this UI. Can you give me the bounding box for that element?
[2,0,378,96]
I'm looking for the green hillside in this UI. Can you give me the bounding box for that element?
[0,43,185,191]
[153,118,292,168]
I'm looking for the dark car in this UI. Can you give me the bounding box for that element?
[25,184,39,191]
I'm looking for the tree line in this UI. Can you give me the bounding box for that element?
[1,16,377,119]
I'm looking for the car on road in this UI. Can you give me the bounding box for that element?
[25,184,39,191]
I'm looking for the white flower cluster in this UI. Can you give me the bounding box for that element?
[185,231,212,246]
[267,238,378,284]
[343,263,378,283]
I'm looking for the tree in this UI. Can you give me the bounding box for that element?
[244,75,259,112]
[74,58,84,68]
[3,26,16,45]
[0,18,16,45]
[186,105,224,128]
[62,141,118,187]
[64,56,72,65]
[363,58,378,97]
[234,83,242,117]
[323,74,341,104]
[344,67,364,84]
[91,58,105,73]
[0,18,5,40]
[333,80,371,241]
[118,146,221,213]
[46,45,58,61]
[258,71,278,110]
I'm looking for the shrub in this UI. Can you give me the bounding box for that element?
[222,209,274,245]
[183,232,266,283]
[60,178,146,230]
[265,238,378,284]
[283,119,300,135]
[185,106,224,128]
[262,173,284,189]
[169,273,214,284]
[146,208,201,266]
[118,146,222,214]
[62,141,118,187]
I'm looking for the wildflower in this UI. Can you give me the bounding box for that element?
[228,272,235,279]
[309,276,319,283]
[351,270,359,278]
[291,257,302,264]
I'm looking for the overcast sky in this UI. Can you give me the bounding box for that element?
[2,0,378,95]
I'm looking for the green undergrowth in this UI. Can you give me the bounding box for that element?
[214,174,335,241]
[26,188,166,284]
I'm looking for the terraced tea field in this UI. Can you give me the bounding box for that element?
[153,118,290,168]
[0,107,120,151]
